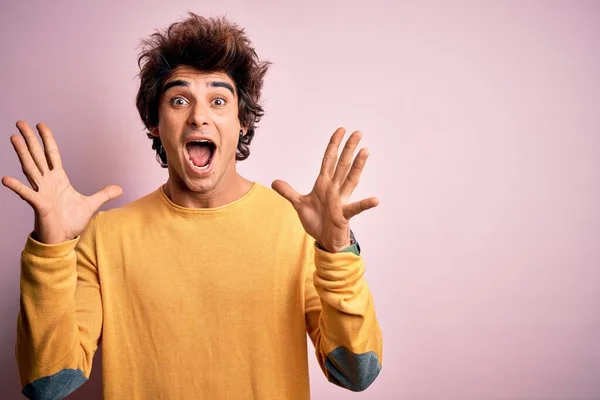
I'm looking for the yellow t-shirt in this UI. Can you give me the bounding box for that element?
[16,182,382,399]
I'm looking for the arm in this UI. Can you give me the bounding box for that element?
[304,236,382,392]
[272,127,383,390]
[16,215,102,399]
[2,121,120,399]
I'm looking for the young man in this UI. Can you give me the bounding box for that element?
[3,13,383,399]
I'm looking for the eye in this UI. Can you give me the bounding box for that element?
[170,97,188,107]
[212,97,226,106]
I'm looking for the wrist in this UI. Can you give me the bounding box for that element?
[32,230,75,245]
[315,230,359,254]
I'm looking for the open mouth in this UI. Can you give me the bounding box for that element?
[185,140,216,170]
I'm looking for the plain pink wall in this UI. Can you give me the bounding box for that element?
[1,1,599,399]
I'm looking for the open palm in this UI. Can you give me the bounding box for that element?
[272,127,379,253]
[2,121,122,244]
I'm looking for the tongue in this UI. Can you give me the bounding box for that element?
[188,144,212,167]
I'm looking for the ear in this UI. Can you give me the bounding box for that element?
[150,127,160,137]
[240,127,248,137]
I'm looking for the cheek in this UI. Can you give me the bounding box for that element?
[160,112,178,132]
[158,113,183,149]
[213,117,241,151]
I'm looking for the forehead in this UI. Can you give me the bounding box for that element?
[164,66,236,90]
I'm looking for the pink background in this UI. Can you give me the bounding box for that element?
[1,1,599,399]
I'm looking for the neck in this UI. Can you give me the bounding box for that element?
[163,173,253,209]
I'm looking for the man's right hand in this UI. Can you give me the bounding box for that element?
[2,121,123,244]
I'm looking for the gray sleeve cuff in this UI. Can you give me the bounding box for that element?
[315,230,361,256]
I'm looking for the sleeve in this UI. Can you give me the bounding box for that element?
[16,214,103,400]
[304,235,383,392]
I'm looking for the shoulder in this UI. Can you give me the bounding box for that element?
[95,187,163,228]
[251,183,298,217]
[249,182,313,246]
[248,182,309,232]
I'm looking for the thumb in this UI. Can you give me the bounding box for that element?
[87,185,123,212]
[271,180,301,210]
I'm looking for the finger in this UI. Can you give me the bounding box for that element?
[10,134,42,190]
[332,130,362,184]
[87,185,123,212]
[319,127,346,178]
[1,176,38,206]
[343,197,380,220]
[37,123,63,170]
[16,121,49,173]
[340,148,369,200]
[271,180,302,210]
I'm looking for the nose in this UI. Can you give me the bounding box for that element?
[187,101,211,127]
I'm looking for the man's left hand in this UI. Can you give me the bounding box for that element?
[272,127,379,253]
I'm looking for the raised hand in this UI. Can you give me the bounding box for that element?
[2,121,123,244]
[272,127,379,253]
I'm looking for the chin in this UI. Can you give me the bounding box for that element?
[181,161,219,194]
[185,176,219,193]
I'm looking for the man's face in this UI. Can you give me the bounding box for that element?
[152,66,242,194]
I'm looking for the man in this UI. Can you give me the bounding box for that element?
[3,13,383,399]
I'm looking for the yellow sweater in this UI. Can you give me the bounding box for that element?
[16,182,382,399]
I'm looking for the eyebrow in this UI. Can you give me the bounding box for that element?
[163,79,236,96]
[210,81,236,96]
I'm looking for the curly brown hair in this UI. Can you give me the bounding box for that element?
[135,13,270,167]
